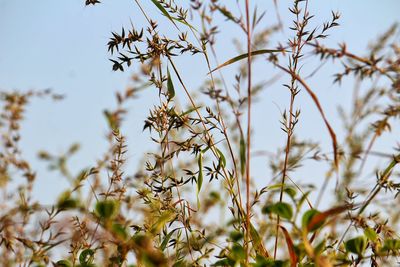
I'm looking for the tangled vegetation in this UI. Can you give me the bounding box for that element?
[1,1,400,266]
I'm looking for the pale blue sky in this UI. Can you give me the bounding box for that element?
[0,0,399,204]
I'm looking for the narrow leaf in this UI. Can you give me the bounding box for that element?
[214,5,236,22]
[79,249,95,265]
[216,148,226,168]
[209,49,284,74]
[149,0,178,28]
[161,228,178,251]
[180,106,202,116]
[197,151,204,209]
[167,67,175,99]
[279,225,298,267]
[171,17,198,32]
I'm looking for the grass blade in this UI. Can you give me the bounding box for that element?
[172,17,198,32]
[209,49,284,74]
[167,67,175,99]
[160,228,178,251]
[196,151,204,209]
[216,148,226,168]
[149,0,178,28]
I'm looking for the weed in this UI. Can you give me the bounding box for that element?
[1,1,400,266]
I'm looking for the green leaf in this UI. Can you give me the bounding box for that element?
[229,231,244,242]
[79,249,95,265]
[301,209,322,232]
[75,168,90,183]
[167,67,175,99]
[304,205,349,232]
[149,0,178,28]
[284,186,297,198]
[55,260,72,267]
[171,17,198,32]
[314,239,326,255]
[264,184,297,199]
[297,191,311,210]
[57,191,78,210]
[161,228,178,251]
[95,200,117,219]
[196,151,204,209]
[364,227,378,241]
[212,258,234,266]
[262,202,293,220]
[209,49,284,74]
[172,259,187,267]
[231,244,246,261]
[214,5,236,22]
[112,223,128,240]
[240,135,246,176]
[151,210,175,234]
[216,148,226,168]
[382,239,400,251]
[253,255,288,267]
[58,198,78,210]
[180,106,202,116]
[345,236,367,256]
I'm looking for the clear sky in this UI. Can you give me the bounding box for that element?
[0,0,399,204]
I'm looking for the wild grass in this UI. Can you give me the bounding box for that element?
[0,1,400,266]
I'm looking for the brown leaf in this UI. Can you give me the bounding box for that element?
[307,205,350,232]
[279,225,298,267]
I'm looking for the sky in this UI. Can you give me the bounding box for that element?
[0,0,399,205]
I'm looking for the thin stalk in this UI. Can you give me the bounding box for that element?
[245,0,252,265]
[274,1,309,259]
[274,91,296,259]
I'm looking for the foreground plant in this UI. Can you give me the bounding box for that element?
[0,1,400,266]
